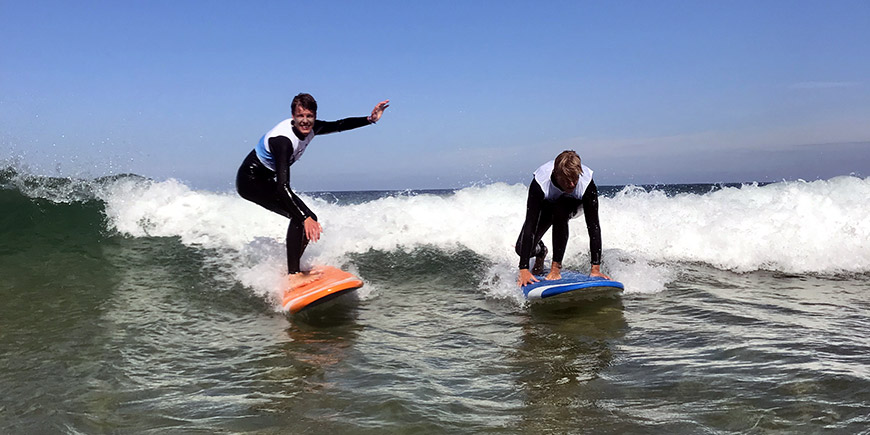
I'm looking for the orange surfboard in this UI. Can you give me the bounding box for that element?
[281,266,364,314]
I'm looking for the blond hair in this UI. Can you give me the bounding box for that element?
[554,150,582,187]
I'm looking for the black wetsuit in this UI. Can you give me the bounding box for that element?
[515,177,602,270]
[236,117,370,274]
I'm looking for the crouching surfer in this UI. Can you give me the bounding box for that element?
[236,93,389,288]
[516,150,611,287]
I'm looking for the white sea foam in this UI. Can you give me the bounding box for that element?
[97,176,870,305]
[605,176,870,275]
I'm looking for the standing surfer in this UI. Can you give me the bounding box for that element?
[516,150,611,286]
[237,93,389,287]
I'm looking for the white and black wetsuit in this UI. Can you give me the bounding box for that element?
[236,116,371,274]
[515,160,603,270]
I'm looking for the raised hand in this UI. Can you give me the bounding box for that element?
[368,99,390,123]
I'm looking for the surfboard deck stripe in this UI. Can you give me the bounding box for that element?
[282,266,364,314]
[522,271,624,301]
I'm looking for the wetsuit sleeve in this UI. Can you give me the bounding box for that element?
[518,179,545,269]
[313,117,372,135]
[269,136,313,221]
[582,180,602,265]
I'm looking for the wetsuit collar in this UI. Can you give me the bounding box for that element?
[292,126,307,141]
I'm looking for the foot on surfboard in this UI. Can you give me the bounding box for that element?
[285,270,323,288]
[522,270,624,302]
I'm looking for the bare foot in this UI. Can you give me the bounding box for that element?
[546,261,562,281]
[309,265,328,274]
[545,269,562,281]
[286,270,323,288]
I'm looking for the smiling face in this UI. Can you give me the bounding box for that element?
[292,106,315,136]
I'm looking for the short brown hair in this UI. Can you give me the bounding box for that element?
[291,93,318,115]
[554,150,582,186]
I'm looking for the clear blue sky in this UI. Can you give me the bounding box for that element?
[2,0,869,191]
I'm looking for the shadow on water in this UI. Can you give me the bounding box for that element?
[281,292,364,386]
[264,306,372,433]
[527,294,625,319]
[282,313,362,372]
[286,293,361,327]
[511,296,629,433]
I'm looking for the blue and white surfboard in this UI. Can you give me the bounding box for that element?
[522,271,624,302]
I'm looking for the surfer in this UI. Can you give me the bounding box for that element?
[516,150,611,286]
[236,93,389,287]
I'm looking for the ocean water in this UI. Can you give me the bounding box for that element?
[1,166,869,434]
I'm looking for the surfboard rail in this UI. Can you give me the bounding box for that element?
[282,266,363,314]
[522,271,624,301]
